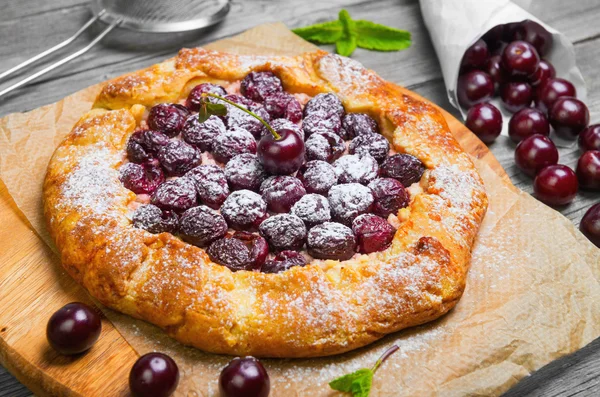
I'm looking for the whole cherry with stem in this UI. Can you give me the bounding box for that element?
[201,93,305,175]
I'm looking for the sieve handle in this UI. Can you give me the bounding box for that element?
[0,17,121,99]
[0,11,105,82]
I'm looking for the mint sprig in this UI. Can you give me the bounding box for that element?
[292,10,411,57]
[329,345,399,396]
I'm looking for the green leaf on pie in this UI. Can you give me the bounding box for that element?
[292,20,344,44]
[206,102,228,116]
[198,104,210,123]
[355,20,412,51]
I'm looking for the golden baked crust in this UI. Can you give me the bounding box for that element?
[43,48,488,358]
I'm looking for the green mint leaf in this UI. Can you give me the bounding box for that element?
[206,102,228,116]
[292,20,343,44]
[350,370,373,397]
[198,104,209,123]
[355,20,412,51]
[336,9,357,57]
[329,368,372,393]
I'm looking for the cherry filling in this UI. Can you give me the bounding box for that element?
[122,74,429,271]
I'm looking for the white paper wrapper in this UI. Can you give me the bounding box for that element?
[420,0,587,144]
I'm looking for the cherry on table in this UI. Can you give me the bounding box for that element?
[129,352,179,397]
[577,151,600,190]
[500,80,533,113]
[465,102,503,143]
[533,164,578,206]
[219,356,270,397]
[46,302,101,355]
[535,78,576,113]
[457,70,495,108]
[549,97,589,140]
[579,125,600,152]
[484,55,507,90]
[514,134,558,177]
[529,60,555,87]
[580,203,600,248]
[501,40,540,77]
[508,108,550,143]
[461,39,489,70]
[513,20,553,56]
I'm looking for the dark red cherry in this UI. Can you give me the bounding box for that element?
[151,178,198,212]
[263,92,302,123]
[303,111,343,139]
[484,55,508,90]
[129,353,179,397]
[368,178,409,218]
[579,125,600,152]
[533,164,578,206]
[260,176,306,213]
[333,153,379,185]
[46,302,101,355]
[577,151,600,190]
[580,203,600,248]
[297,160,338,195]
[352,213,396,254]
[259,214,307,251]
[307,222,357,261]
[225,153,267,192]
[291,193,332,228]
[482,25,506,52]
[181,115,226,152]
[233,231,269,269]
[549,97,589,140]
[303,93,345,119]
[262,251,307,274]
[127,130,169,163]
[207,236,253,271]
[120,162,164,194]
[241,71,283,102]
[342,113,379,138]
[328,183,374,226]
[220,190,268,231]
[535,78,576,113]
[147,104,190,137]
[219,356,270,397]
[500,81,533,113]
[179,206,228,247]
[461,39,489,70]
[501,40,540,77]
[304,130,345,163]
[257,127,305,175]
[132,204,179,234]
[529,60,555,87]
[348,133,390,163]
[186,165,230,209]
[157,140,202,177]
[380,154,425,186]
[457,70,494,108]
[514,134,558,177]
[514,20,553,56]
[465,102,503,143]
[503,22,522,42]
[508,108,550,143]
[186,83,227,110]
[212,127,257,164]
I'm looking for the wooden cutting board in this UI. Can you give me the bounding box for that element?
[0,25,511,397]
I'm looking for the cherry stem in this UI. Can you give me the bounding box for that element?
[203,93,281,140]
[371,345,399,373]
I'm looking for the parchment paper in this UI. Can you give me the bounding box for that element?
[1,23,600,396]
[420,0,587,146]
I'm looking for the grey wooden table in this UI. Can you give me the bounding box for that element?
[1,0,599,395]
